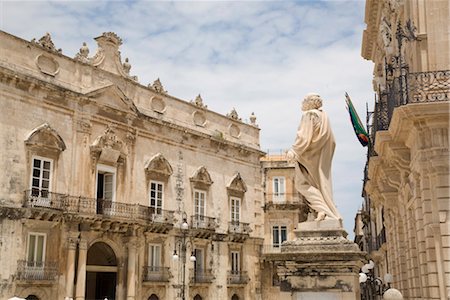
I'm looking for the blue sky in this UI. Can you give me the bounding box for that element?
[1,0,374,238]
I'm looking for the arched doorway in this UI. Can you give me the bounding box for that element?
[26,296,39,300]
[86,242,118,300]
[231,294,239,300]
[193,295,202,300]
[148,294,159,300]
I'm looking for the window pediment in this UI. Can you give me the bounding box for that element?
[190,166,213,189]
[90,125,127,166]
[227,173,247,197]
[25,123,66,153]
[145,153,173,180]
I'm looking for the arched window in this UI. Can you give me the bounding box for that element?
[148,294,159,300]
[231,294,240,300]
[193,294,203,300]
[26,295,40,300]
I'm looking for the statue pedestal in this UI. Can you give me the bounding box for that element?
[275,220,366,300]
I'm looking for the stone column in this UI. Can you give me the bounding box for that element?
[126,238,137,300]
[75,238,88,300]
[66,236,78,299]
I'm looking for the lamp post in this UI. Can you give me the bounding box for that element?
[173,212,196,300]
[359,260,400,300]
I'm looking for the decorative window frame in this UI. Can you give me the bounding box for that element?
[24,123,66,194]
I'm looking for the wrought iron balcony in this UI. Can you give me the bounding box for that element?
[190,215,216,230]
[373,70,449,134]
[264,193,305,211]
[16,260,58,281]
[227,270,249,285]
[189,268,214,284]
[228,221,251,235]
[65,195,97,214]
[24,190,66,210]
[25,192,174,227]
[142,266,170,282]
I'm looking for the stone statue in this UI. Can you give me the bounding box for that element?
[287,93,342,221]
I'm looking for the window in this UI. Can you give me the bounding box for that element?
[30,157,52,197]
[96,164,116,202]
[273,177,285,201]
[230,197,240,223]
[194,248,204,273]
[272,225,287,248]
[148,244,161,269]
[27,233,46,266]
[231,251,240,273]
[194,190,206,219]
[150,181,164,214]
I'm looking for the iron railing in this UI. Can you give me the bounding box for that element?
[24,190,67,210]
[142,266,170,282]
[374,70,449,133]
[227,270,249,284]
[190,215,216,230]
[228,221,251,235]
[23,192,174,223]
[265,193,303,203]
[16,260,58,281]
[189,268,214,283]
[65,195,97,214]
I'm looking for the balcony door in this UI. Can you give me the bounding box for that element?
[30,156,52,207]
[150,181,164,219]
[194,190,206,227]
[96,164,116,215]
[194,248,204,279]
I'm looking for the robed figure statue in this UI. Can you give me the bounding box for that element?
[287,93,342,221]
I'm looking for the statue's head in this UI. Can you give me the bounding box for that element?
[302,93,323,111]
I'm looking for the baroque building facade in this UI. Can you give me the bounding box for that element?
[357,0,449,299]
[259,153,309,299]
[0,30,265,300]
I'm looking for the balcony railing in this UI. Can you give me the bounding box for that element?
[16,260,58,281]
[190,268,214,283]
[190,215,216,230]
[376,227,387,249]
[65,195,97,214]
[142,266,170,282]
[228,221,251,235]
[227,270,249,284]
[24,192,174,224]
[374,70,449,134]
[24,190,67,210]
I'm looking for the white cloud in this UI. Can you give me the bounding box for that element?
[1,0,374,237]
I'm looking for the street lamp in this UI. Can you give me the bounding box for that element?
[359,260,397,300]
[173,212,196,300]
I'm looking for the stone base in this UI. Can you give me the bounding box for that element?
[269,221,367,300]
